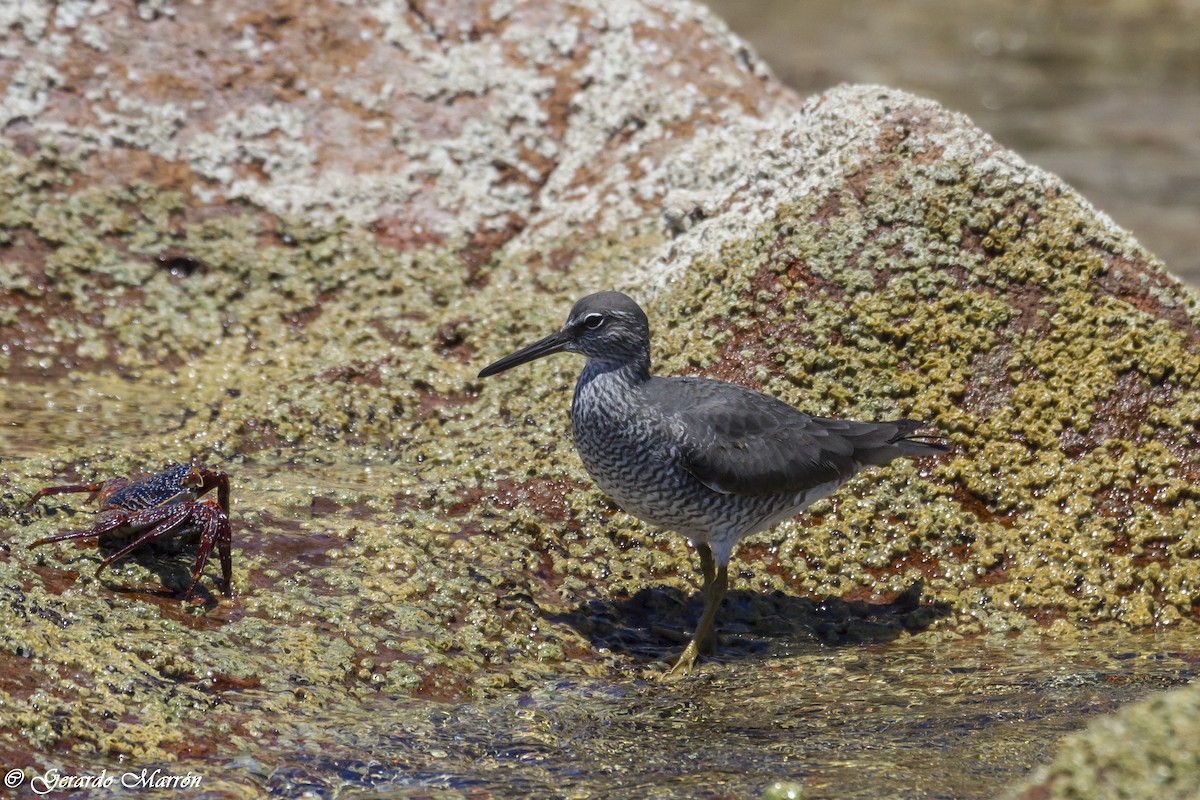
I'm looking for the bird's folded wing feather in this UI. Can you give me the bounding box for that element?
[651,377,864,497]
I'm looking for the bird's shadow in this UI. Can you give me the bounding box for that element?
[549,580,951,666]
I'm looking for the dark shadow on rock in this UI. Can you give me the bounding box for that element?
[550,580,952,665]
[92,530,225,605]
[19,501,225,606]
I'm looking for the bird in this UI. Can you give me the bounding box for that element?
[477,290,948,673]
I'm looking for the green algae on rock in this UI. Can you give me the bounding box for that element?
[641,105,1200,635]
[1002,679,1200,800]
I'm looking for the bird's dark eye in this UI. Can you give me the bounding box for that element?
[582,313,605,330]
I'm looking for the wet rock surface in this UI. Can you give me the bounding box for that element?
[0,1,1198,797]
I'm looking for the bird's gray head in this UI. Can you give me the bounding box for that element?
[478,291,651,378]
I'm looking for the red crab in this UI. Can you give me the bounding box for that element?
[24,464,233,599]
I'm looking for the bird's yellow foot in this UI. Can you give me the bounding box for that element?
[665,641,701,678]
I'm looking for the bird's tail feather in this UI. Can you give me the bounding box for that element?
[888,421,951,458]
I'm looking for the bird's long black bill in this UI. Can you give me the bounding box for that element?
[478,329,571,377]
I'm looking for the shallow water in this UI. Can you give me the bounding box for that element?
[166,632,1199,799]
[3,374,1197,798]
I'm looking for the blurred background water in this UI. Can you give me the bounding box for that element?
[705,0,1200,290]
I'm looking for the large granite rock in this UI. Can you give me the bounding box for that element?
[0,0,1196,791]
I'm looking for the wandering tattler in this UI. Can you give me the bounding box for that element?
[478,291,948,673]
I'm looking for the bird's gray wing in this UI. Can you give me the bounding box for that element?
[648,377,925,497]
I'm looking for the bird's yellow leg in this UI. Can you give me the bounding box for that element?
[695,543,718,653]
[669,563,728,675]
[697,542,716,588]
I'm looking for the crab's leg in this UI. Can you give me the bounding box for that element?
[199,469,231,517]
[30,511,130,548]
[216,509,233,596]
[182,502,232,599]
[95,504,192,577]
[23,482,107,511]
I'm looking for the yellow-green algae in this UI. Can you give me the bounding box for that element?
[645,141,1200,635]
[0,140,677,763]
[1,99,1199,796]
[1002,679,1200,800]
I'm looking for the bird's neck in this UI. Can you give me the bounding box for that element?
[574,354,651,410]
[580,352,650,385]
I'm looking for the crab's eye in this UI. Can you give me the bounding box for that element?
[582,313,605,330]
